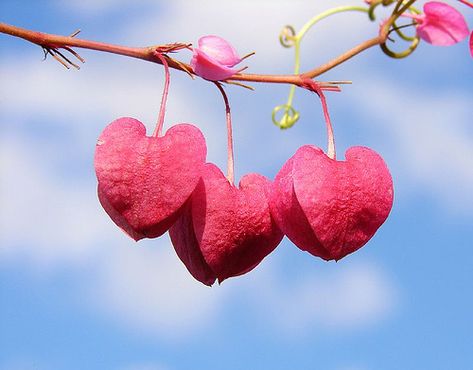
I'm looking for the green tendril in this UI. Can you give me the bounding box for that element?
[272,104,300,129]
[296,6,369,41]
[381,35,419,58]
[369,0,397,21]
[279,25,297,48]
[273,5,369,129]
[380,1,420,58]
[369,0,416,21]
[392,21,417,41]
[394,0,414,14]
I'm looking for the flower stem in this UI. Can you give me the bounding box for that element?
[297,6,369,40]
[274,5,369,128]
[152,52,171,138]
[302,79,335,159]
[320,90,336,160]
[214,82,234,185]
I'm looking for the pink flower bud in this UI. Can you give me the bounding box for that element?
[415,1,469,46]
[190,35,243,81]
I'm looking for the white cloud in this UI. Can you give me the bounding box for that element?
[122,0,373,72]
[244,259,398,335]
[88,238,228,340]
[0,57,228,166]
[352,78,473,213]
[87,245,398,339]
[0,135,109,268]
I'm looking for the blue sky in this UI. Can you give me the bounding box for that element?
[1,1,472,369]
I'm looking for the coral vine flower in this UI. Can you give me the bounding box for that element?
[190,35,243,81]
[411,1,469,46]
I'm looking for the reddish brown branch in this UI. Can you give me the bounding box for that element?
[0,4,408,86]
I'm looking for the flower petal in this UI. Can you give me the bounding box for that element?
[197,35,241,67]
[417,1,469,46]
[190,49,238,81]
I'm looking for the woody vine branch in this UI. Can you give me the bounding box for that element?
[0,0,417,88]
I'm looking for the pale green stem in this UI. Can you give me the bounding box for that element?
[296,6,369,40]
[276,6,369,129]
[283,42,301,118]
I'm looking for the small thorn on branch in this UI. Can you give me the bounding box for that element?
[156,42,192,54]
[41,45,85,70]
[153,43,194,77]
[63,46,85,63]
[224,80,255,91]
[69,29,81,38]
[154,52,194,79]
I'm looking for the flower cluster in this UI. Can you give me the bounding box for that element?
[94,36,394,286]
[95,120,394,286]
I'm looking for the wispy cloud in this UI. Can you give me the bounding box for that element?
[0,135,108,268]
[87,244,398,338]
[122,0,373,71]
[353,78,473,214]
[87,239,228,340]
[241,258,398,335]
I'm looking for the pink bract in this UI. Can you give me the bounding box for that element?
[416,1,469,46]
[94,117,207,241]
[270,145,394,261]
[169,163,283,286]
[190,35,242,81]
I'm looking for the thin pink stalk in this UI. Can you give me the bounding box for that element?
[302,79,336,160]
[152,52,170,138]
[214,82,235,184]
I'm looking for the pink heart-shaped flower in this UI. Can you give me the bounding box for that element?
[169,163,283,286]
[94,117,207,241]
[271,145,393,261]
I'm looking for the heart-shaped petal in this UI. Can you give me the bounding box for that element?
[271,145,393,261]
[170,163,283,286]
[94,117,207,241]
